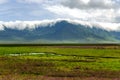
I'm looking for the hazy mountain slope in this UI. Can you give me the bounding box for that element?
[111,31,120,40]
[0,20,119,43]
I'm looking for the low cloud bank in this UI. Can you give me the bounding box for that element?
[0,19,120,31]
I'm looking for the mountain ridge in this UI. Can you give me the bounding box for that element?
[0,20,120,43]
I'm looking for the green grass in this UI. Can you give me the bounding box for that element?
[0,46,120,79]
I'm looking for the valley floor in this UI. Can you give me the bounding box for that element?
[0,44,120,80]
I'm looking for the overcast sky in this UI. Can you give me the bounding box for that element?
[0,0,120,23]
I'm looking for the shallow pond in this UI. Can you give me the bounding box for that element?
[7,52,62,56]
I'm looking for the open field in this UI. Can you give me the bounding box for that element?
[0,44,120,80]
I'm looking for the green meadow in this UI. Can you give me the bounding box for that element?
[0,45,120,80]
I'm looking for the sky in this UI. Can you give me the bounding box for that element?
[0,0,119,22]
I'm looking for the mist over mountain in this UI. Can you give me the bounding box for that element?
[0,19,120,43]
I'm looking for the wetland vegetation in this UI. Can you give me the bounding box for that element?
[0,44,120,80]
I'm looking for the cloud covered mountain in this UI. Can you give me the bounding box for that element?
[0,19,120,43]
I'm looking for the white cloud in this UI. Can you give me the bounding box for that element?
[14,0,120,24]
[0,19,120,31]
[61,0,115,9]
[46,5,116,22]
[43,0,120,24]
[0,20,56,30]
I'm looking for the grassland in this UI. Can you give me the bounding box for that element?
[0,44,120,80]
